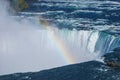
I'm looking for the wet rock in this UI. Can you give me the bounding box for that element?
[103,47,120,67]
[10,0,29,11]
[113,47,120,52]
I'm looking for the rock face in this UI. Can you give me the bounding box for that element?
[10,0,29,11]
[103,47,120,67]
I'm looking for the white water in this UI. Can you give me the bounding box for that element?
[0,1,98,75]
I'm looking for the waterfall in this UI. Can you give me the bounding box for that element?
[55,29,120,55]
[93,32,120,54]
[0,0,120,75]
[87,31,120,55]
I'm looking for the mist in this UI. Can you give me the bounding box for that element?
[0,1,98,75]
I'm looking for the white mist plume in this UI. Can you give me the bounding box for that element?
[0,0,98,75]
[0,0,40,32]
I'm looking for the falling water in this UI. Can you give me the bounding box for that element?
[0,0,97,75]
[0,0,120,75]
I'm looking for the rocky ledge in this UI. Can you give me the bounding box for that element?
[0,47,120,80]
[103,47,120,68]
[10,0,29,11]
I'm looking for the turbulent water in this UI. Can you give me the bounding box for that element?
[19,0,120,53]
[0,0,120,75]
[20,0,120,32]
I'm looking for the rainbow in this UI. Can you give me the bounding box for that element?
[39,19,75,64]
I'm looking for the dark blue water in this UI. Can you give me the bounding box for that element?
[16,0,120,54]
[0,0,120,77]
[18,0,120,35]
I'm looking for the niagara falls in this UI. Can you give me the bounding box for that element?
[0,0,120,80]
